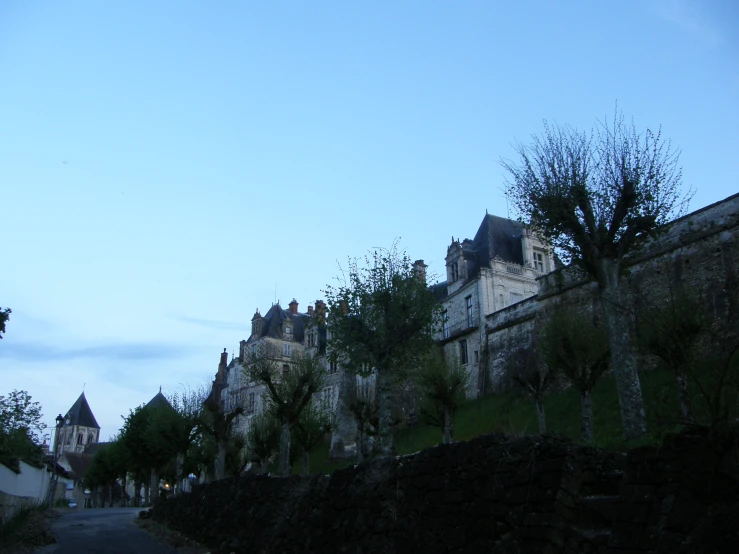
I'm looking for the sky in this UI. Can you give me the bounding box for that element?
[1,0,737,442]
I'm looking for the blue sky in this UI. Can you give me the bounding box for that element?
[1,0,737,441]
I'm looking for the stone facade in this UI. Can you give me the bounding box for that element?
[215,299,345,448]
[484,192,739,392]
[435,213,554,396]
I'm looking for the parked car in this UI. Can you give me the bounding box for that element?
[67,499,77,508]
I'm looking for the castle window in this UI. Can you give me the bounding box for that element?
[451,262,459,282]
[533,251,545,272]
[283,343,291,357]
[77,433,84,445]
[87,434,94,445]
[307,331,316,348]
[474,350,479,364]
[442,310,450,339]
[285,325,292,335]
[459,340,468,365]
[282,364,290,377]
[329,354,338,374]
[466,296,473,327]
[247,392,255,414]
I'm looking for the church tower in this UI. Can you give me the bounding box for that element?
[54,392,101,456]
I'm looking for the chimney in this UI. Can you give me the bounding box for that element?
[413,259,427,283]
[239,339,247,361]
[315,300,326,324]
[289,299,299,315]
[307,305,314,316]
[219,348,228,367]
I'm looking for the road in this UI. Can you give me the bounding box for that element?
[37,507,180,554]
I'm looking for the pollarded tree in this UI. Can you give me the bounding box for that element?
[243,351,325,477]
[196,393,244,481]
[292,401,334,475]
[635,281,706,423]
[509,346,553,434]
[501,110,691,439]
[540,308,609,442]
[416,350,468,444]
[244,411,280,474]
[345,375,378,463]
[325,243,441,456]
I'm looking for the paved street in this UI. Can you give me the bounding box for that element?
[37,508,179,554]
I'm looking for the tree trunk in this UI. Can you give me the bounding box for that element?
[302,449,310,476]
[144,481,150,506]
[676,368,694,423]
[121,475,127,507]
[355,428,365,464]
[149,468,159,505]
[134,480,141,507]
[535,397,546,434]
[443,406,453,444]
[599,258,647,440]
[278,422,291,477]
[215,441,227,480]
[175,452,185,495]
[376,367,395,456]
[581,389,594,442]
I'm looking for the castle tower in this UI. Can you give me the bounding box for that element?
[54,392,101,456]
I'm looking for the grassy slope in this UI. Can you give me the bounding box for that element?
[306,368,683,475]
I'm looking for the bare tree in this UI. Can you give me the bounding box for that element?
[540,308,609,441]
[243,351,324,477]
[501,109,691,439]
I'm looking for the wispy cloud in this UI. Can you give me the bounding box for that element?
[653,0,723,48]
[172,315,249,331]
[0,341,189,362]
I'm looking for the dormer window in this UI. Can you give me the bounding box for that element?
[285,325,292,336]
[451,262,459,282]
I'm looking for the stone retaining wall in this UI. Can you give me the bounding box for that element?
[150,428,739,553]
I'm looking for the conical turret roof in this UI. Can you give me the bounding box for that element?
[64,392,100,429]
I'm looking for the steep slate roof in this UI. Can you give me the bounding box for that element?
[252,303,310,344]
[145,390,175,411]
[63,452,94,480]
[83,441,111,456]
[464,214,526,282]
[64,392,100,429]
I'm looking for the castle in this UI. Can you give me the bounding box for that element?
[211,192,739,457]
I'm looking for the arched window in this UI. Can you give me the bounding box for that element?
[87,433,94,445]
[77,433,84,445]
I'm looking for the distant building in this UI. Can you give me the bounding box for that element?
[435,213,555,396]
[214,299,341,447]
[54,392,100,457]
